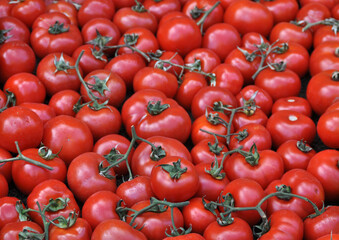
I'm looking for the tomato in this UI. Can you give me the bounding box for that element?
[190,139,229,165]
[304,206,339,240]
[299,0,336,9]
[82,191,121,230]
[258,209,303,240]
[0,106,43,153]
[232,108,268,132]
[163,233,206,240]
[27,179,80,228]
[151,156,199,202]
[224,0,274,37]
[307,70,339,115]
[3,73,46,105]
[116,176,154,208]
[48,90,81,117]
[182,197,218,235]
[157,14,202,57]
[332,3,339,18]
[277,139,316,171]
[42,115,93,166]
[185,48,221,73]
[0,197,24,230]
[46,0,78,25]
[0,16,30,44]
[0,41,36,84]
[265,169,325,219]
[91,219,147,240]
[313,25,339,49]
[260,0,299,24]
[221,178,267,226]
[272,96,312,117]
[113,2,157,34]
[133,67,178,98]
[143,0,181,21]
[67,152,117,203]
[0,0,12,18]
[203,217,254,240]
[309,42,339,77]
[0,90,6,110]
[316,110,339,149]
[50,217,92,240]
[32,12,70,29]
[0,221,43,240]
[10,0,46,28]
[0,148,12,183]
[36,53,82,96]
[77,0,115,27]
[307,150,339,203]
[19,103,56,124]
[266,110,316,148]
[241,32,269,52]
[296,3,331,32]
[131,135,192,177]
[148,50,185,76]
[126,199,184,240]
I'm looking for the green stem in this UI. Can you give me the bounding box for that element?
[196,1,221,34]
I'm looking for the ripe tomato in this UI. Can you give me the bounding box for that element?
[190,139,229,165]
[316,110,339,149]
[46,0,78,25]
[77,0,115,27]
[296,3,331,32]
[32,12,70,29]
[0,197,23,229]
[19,102,56,124]
[48,90,81,117]
[143,0,181,21]
[185,48,221,73]
[49,217,92,240]
[0,148,12,183]
[271,96,312,117]
[0,221,43,240]
[0,16,30,44]
[232,108,268,131]
[10,0,46,28]
[309,42,339,77]
[260,0,299,24]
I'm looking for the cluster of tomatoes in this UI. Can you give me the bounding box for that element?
[0,0,338,239]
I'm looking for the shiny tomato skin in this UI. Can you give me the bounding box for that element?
[143,0,181,21]
[309,42,339,77]
[77,0,115,27]
[10,0,46,28]
[232,108,268,132]
[163,233,206,240]
[50,217,92,240]
[296,3,331,32]
[0,221,43,240]
[185,48,221,73]
[32,12,70,30]
[0,148,12,183]
[48,90,81,117]
[261,0,299,24]
[316,110,339,149]
[46,0,78,25]
[190,139,229,166]
[19,102,56,124]
[271,96,312,117]
[0,197,23,230]
[0,174,7,198]
[0,16,30,44]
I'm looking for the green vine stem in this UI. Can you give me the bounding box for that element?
[0,90,16,112]
[196,1,221,34]
[0,141,53,170]
[302,18,339,34]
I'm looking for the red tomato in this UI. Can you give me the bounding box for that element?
[272,96,312,117]
[148,50,185,76]
[0,148,12,183]
[19,103,56,124]
[0,16,30,44]
[190,138,229,165]
[0,197,23,230]
[296,3,331,32]
[0,0,12,18]
[185,48,221,73]
[46,0,78,25]
[309,42,339,77]
[260,0,299,24]
[143,0,181,21]
[241,32,269,51]
[0,221,43,240]
[10,0,46,28]
[49,217,92,240]
[32,12,70,29]
[313,25,339,49]
[316,110,339,149]
[48,89,81,117]
[77,0,115,27]
[0,176,7,201]
[232,108,268,132]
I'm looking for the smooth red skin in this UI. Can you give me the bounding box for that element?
[0,90,6,109]
[148,51,184,76]
[93,134,133,176]
[0,16,30,44]
[232,108,268,132]
[203,217,254,240]
[30,24,83,59]
[131,136,192,177]
[225,149,284,189]
[266,110,316,148]
[42,115,93,166]
[0,175,7,198]
[143,0,181,20]
[269,22,313,50]
[307,150,339,203]
[332,3,339,18]
[265,169,325,219]
[81,18,121,56]
[229,123,272,151]
[32,12,70,29]
[67,152,116,203]
[91,219,147,240]
[299,0,336,9]
[4,73,46,105]
[77,0,115,27]
[72,45,108,77]
[272,97,312,117]
[112,0,144,9]
[157,16,202,57]
[50,218,92,240]
[267,42,310,78]
[325,100,339,113]
[194,163,229,201]
[241,32,269,52]
[126,199,184,240]
[12,148,67,195]
[46,1,78,25]
[307,70,339,116]
[175,72,208,110]
[151,156,199,202]
[0,106,43,154]
[224,47,261,85]
[82,191,121,230]
[48,90,81,117]
[202,23,241,61]
[222,178,267,226]
[0,0,12,18]
[185,48,221,73]
[19,103,56,124]
[10,0,46,28]
[317,110,339,149]
[105,53,146,90]
[133,67,178,98]
[36,52,82,96]
[224,0,273,37]
[236,85,273,116]
[259,210,303,240]
[183,0,224,31]
[309,42,339,77]
[313,26,339,49]
[116,176,154,208]
[276,139,316,171]
[0,197,23,230]
[191,86,237,119]
[163,233,206,240]
[27,179,80,228]
[261,0,299,24]
[190,139,229,165]
[113,6,158,34]
[304,206,339,240]
[117,27,159,56]
[191,111,231,146]
[182,197,219,235]
[317,234,339,240]
[255,68,301,102]
[0,221,43,240]
[296,3,331,32]
[0,41,36,84]
[211,63,244,96]
[0,148,12,183]
[158,11,188,26]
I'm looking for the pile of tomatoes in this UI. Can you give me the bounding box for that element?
[0,0,338,239]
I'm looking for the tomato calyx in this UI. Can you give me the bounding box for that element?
[302,18,339,34]
[87,29,113,52]
[87,75,110,97]
[195,1,221,34]
[238,143,261,166]
[206,111,227,126]
[53,53,75,73]
[275,184,292,200]
[38,145,61,160]
[235,129,249,141]
[332,71,339,81]
[147,100,170,115]
[205,157,226,180]
[150,145,167,161]
[158,159,187,179]
[0,89,16,112]
[0,28,12,44]
[48,21,70,35]
[103,147,125,165]
[296,139,313,153]
[131,0,147,13]
[207,133,224,155]
[18,227,45,240]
